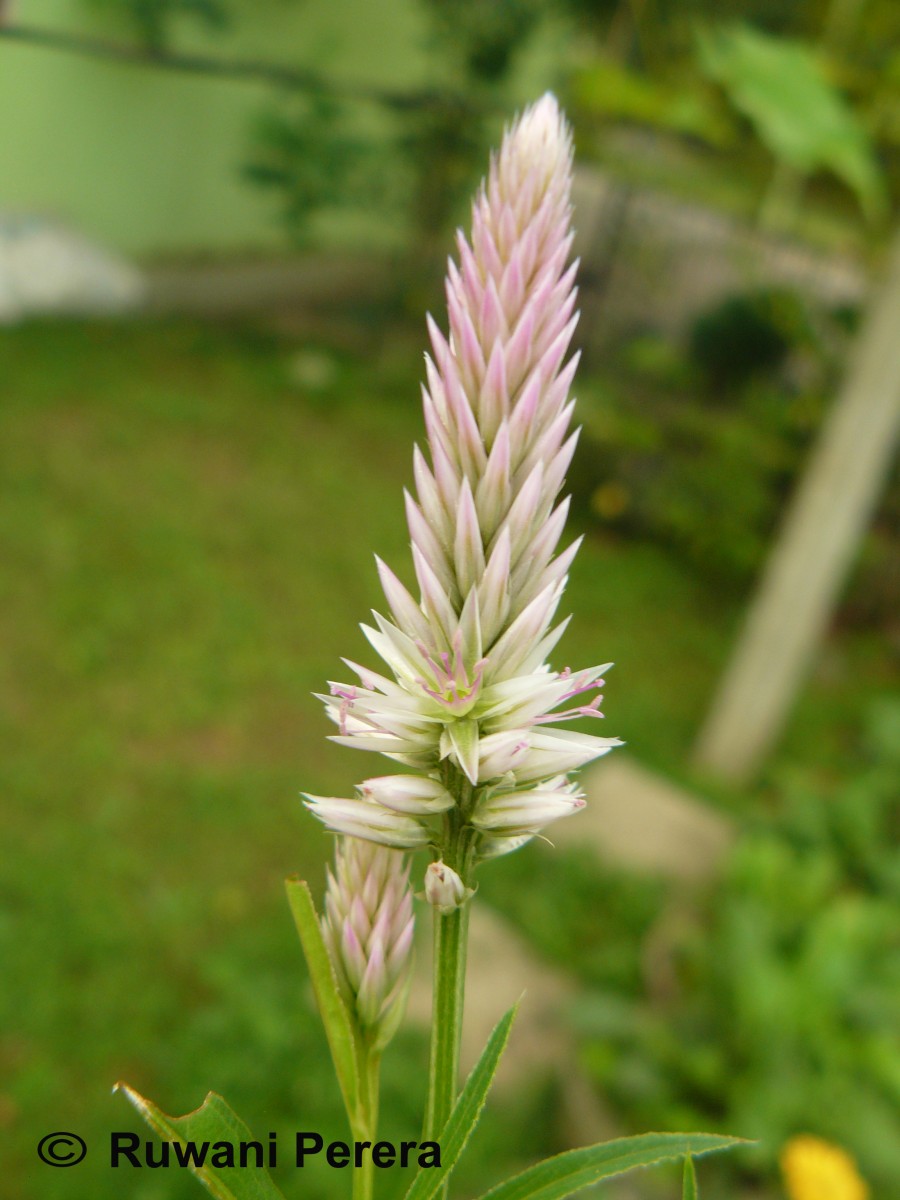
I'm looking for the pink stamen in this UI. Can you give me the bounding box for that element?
[413,636,488,714]
[532,682,605,726]
[558,673,605,703]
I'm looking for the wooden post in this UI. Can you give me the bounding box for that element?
[692,230,900,782]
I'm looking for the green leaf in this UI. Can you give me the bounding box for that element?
[571,62,730,147]
[696,23,886,219]
[474,1132,743,1200]
[115,1084,285,1200]
[404,1002,518,1200]
[284,876,360,1121]
[683,1156,698,1200]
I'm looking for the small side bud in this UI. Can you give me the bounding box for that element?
[424,861,472,914]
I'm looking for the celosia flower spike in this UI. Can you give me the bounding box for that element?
[306,93,621,857]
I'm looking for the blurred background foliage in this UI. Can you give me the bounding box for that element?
[1,2,898,1200]
[86,0,233,49]
[576,700,900,1194]
[482,699,900,1196]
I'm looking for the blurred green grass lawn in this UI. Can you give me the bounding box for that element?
[0,318,890,1200]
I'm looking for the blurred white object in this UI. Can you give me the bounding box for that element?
[0,215,144,323]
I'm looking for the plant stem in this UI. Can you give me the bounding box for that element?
[352,1046,380,1200]
[352,1140,375,1200]
[424,806,477,1145]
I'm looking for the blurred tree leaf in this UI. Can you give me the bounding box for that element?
[86,0,231,51]
[422,0,546,84]
[696,23,887,220]
[571,59,732,146]
[243,94,377,244]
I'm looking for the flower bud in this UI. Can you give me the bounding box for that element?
[423,861,471,914]
[471,782,584,837]
[303,794,429,849]
[360,774,454,815]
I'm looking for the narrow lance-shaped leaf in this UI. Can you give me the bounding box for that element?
[683,1156,698,1200]
[473,1132,745,1200]
[285,876,360,1122]
[115,1084,285,1200]
[404,1003,519,1200]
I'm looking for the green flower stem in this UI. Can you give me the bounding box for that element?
[351,1045,381,1200]
[425,893,470,1143]
[424,800,478,1147]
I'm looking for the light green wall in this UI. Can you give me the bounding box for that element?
[0,0,431,254]
[1,2,573,256]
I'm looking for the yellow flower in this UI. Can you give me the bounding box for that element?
[781,1135,869,1200]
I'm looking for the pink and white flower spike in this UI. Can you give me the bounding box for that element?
[304,93,621,858]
